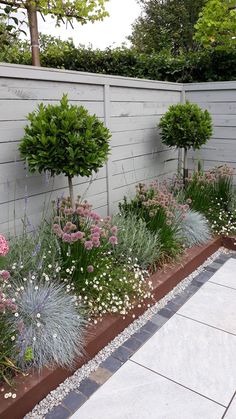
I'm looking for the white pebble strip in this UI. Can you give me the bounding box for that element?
[25,247,232,418]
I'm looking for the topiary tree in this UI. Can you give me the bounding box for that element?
[159,101,213,182]
[19,94,111,207]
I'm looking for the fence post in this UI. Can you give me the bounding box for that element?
[104,84,113,215]
[178,86,186,174]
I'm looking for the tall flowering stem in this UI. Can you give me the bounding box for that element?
[52,197,118,286]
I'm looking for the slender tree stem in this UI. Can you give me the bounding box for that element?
[26,3,40,66]
[68,176,74,208]
[183,147,188,185]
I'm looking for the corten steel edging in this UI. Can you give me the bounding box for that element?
[221,236,236,251]
[0,237,222,419]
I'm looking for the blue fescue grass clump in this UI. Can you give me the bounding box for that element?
[13,281,86,370]
[113,213,161,269]
[176,210,211,248]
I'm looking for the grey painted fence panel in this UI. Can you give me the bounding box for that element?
[0,64,180,234]
[0,64,235,234]
[185,83,236,177]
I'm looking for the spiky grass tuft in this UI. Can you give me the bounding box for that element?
[176,210,211,248]
[113,214,161,269]
[13,281,86,370]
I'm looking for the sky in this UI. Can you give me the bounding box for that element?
[36,0,142,49]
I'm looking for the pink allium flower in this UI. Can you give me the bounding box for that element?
[76,207,85,216]
[87,265,94,273]
[92,232,100,238]
[0,235,9,256]
[111,226,118,235]
[84,240,93,250]
[62,233,72,243]
[83,209,91,217]
[53,223,60,230]
[90,212,101,221]
[64,208,74,215]
[93,240,101,248]
[0,270,10,280]
[109,235,118,245]
[75,231,85,240]
[91,226,101,235]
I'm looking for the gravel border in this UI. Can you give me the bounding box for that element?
[25,247,232,418]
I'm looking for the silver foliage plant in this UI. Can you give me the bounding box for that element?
[13,281,86,370]
[176,210,212,248]
[113,214,161,269]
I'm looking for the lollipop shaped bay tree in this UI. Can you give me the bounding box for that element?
[159,102,213,183]
[19,95,111,207]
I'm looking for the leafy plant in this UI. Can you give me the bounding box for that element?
[19,95,111,206]
[194,0,236,50]
[11,280,85,370]
[175,210,211,247]
[1,34,236,82]
[52,197,118,284]
[119,182,185,262]
[113,213,161,270]
[74,256,153,321]
[0,286,19,387]
[171,165,236,236]
[159,102,213,182]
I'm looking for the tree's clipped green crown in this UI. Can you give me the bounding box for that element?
[159,102,213,150]
[19,94,111,178]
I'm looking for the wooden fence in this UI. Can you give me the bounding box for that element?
[0,64,181,234]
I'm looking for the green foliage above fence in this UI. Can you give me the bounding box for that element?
[0,35,236,82]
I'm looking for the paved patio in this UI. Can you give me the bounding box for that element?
[45,255,236,419]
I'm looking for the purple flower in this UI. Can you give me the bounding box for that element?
[109,235,118,245]
[84,240,93,250]
[91,226,101,235]
[0,270,10,280]
[111,226,118,235]
[75,231,85,240]
[93,240,101,248]
[62,233,72,243]
[87,265,94,273]
[90,212,101,221]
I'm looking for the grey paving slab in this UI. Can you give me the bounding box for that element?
[224,394,236,419]
[70,361,224,419]
[45,405,70,419]
[62,391,87,413]
[209,258,236,290]
[178,281,236,335]
[131,315,236,406]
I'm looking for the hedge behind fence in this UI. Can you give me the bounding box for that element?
[1,38,236,83]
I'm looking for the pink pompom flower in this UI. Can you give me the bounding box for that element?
[0,270,10,280]
[87,265,94,273]
[109,235,118,245]
[84,240,93,250]
[0,235,9,256]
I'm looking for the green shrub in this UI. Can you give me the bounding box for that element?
[172,165,235,236]
[159,102,213,181]
[19,95,111,206]
[113,213,161,270]
[119,182,184,262]
[1,35,236,82]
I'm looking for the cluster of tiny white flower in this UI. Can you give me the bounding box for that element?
[210,198,236,236]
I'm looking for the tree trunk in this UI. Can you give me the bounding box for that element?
[68,176,74,208]
[27,3,41,66]
[183,147,188,185]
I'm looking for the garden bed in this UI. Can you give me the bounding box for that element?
[0,236,222,419]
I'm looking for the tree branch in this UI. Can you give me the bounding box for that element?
[0,0,88,21]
